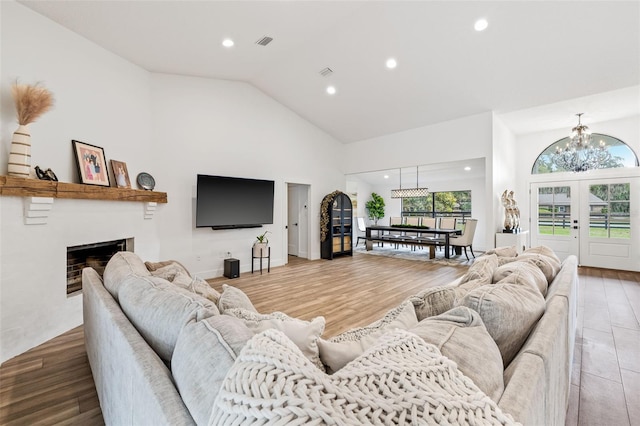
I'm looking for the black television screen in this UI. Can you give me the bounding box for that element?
[196,175,274,229]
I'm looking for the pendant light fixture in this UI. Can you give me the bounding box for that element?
[391,166,429,198]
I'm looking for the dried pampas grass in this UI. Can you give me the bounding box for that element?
[11,82,55,125]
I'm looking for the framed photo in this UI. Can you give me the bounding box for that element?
[110,160,131,189]
[72,140,110,186]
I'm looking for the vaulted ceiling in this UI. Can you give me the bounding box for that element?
[19,1,640,144]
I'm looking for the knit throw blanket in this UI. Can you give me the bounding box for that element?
[210,329,519,425]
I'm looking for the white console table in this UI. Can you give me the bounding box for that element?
[495,230,529,253]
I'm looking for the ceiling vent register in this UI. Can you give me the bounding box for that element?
[319,67,334,77]
[255,36,273,46]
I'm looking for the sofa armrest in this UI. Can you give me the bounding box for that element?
[83,268,195,425]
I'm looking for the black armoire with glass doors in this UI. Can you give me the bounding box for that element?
[320,191,353,259]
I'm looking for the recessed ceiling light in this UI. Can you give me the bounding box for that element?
[222,38,235,48]
[474,19,488,32]
[326,86,337,95]
[384,175,389,179]
[386,58,397,69]
[464,166,471,171]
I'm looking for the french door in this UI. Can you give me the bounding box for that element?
[530,177,639,271]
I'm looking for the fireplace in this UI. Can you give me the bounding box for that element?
[66,238,134,295]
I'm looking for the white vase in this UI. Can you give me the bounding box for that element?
[253,243,269,258]
[7,125,32,178]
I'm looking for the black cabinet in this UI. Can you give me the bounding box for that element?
[321,191,353,259]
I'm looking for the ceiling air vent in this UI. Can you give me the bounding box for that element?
[319,67,333,77]
[255,36,273,46]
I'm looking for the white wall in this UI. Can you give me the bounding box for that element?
[0,2,345,362]
[149,73,345,278]
[342,113,494,250]
[513,114,640,229]
[492,114,518,240]
[0,1,158,362]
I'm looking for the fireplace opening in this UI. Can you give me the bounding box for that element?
[67,238,133,295]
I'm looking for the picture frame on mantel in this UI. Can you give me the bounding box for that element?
[72,140,110,186]
[110,159,131,189]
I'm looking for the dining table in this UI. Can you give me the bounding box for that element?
[365,225,461,259]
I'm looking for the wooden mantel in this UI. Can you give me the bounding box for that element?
[0,175,167,203]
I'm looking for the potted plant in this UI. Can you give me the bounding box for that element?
[253,230,270,258]
[365,192,385,225]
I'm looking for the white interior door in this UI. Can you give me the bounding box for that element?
[530,182,580,261]
[286,183,310,259]
[578,178,638,271]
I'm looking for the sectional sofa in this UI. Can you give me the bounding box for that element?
[83,246,577,425]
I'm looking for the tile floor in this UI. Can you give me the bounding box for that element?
[565,267,640,426]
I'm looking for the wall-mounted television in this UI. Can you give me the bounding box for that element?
[196,174,275,229]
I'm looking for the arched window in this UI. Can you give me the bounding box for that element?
[532,133,639,174]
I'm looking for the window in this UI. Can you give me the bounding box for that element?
[402,190,471,227]
[532,133,638,174]
[589,183,630,239]
[537,186,571,235]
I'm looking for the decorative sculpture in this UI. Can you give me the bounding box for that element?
[501,190,520,233]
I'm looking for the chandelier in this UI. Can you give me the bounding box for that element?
[552,113,611,172]
[391,166,429,198]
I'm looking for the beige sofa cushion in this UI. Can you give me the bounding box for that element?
[459,254,498,284]
[103,251,151,299]
[318,300,418,373]
[457,283,545,366]
[218,284,258,313]
[118,275,219,362]
[493,260,549,296]
[145,259,191,275]
[225,308,325,371]
[453,278,487,301]
[484,246,519,257]
[409,286,457,321]
[172,315,254,425]
[516,253,560,283]
[523,245,561,264]
[410,306,504,401]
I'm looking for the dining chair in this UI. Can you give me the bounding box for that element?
[404,216,421,249]
[356,217,367,246]
[385,216,404,248]
[439,217,457,230]
[422,217,436,228]
[450,219,478,260]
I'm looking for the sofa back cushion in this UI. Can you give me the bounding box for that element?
[103,251,151,299]
[118,275,219,362]
[458,254,498,284]
[172,315,254,426]
[409,306,504,401]
[217,284,258,313]
[492,260,548,296]
[457,283,545,366]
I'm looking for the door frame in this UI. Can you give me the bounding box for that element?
[284,182,311,263]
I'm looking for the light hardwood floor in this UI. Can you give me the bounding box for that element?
[1,253,638,425]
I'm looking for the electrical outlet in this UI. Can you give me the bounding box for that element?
[226,251,232,258]
[196,255,201,261]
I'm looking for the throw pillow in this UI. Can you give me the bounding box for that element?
[118,275,219,362]
[167,272,221,305]
[149,262,191,283]
[459,254,498,284]
[523,245,561,264]
[317,300,418,373]
[453,278,487,302]
[410,306,504,401]
[224,308,325,371]
[145,259,191,275]
[457,283,545,366]
[484,246,519,257]
[409,286,457,321]
[497,256,518,266]
[172,315,254,426]
[210,329,517,425]
[516,253,561,283]
[492,260,549,296]
[217,284,258,313]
